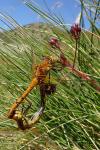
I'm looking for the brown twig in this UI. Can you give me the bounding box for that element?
[60,54,100,92]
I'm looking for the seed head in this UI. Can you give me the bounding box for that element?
[70,24,81,39]
[49,37,60,49]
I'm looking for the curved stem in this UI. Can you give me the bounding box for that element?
[73,39,78,68]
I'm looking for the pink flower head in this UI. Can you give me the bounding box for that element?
[49,37,60,49]
[70,24,81,39]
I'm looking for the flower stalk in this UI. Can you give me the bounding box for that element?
[70,23,81,68]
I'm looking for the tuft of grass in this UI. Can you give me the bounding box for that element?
[0,0,100,149]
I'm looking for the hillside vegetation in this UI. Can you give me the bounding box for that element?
[0,1,100,150]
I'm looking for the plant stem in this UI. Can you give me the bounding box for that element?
[73,39,78,68]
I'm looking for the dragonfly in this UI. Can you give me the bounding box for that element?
[8,56,60,130]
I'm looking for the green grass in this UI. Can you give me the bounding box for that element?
[0,0,100,149]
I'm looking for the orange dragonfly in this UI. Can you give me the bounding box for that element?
[8,56,58,130]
